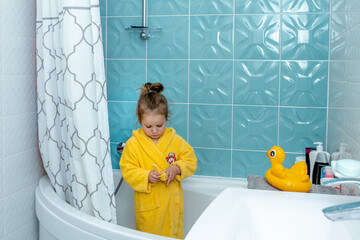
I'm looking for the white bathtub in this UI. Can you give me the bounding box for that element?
[35,169,247,240]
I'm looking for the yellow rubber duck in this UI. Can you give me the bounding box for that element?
[265,146,311,193]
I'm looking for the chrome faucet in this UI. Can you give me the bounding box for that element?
[322,178,360,221]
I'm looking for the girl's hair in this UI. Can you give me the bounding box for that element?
[137,82,169,124]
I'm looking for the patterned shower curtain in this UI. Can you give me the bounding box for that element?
[36,0,116,223]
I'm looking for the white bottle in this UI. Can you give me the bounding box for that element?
[309,142,330,184]
[330,143,352,163]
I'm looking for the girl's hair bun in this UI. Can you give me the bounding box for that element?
[141,82,164,95]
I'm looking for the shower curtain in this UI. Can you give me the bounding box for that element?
[36,0,116,223]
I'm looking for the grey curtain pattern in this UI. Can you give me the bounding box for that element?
[36,0,116,223]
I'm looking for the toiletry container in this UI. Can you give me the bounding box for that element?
[305,147,315,177]
[312,152,330,185]
[330,143,352,164]
[309,142,330,184]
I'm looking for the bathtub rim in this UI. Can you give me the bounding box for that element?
[36,174,171,240]
[36,171,247,240]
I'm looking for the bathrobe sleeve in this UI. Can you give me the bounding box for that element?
[173,137,197,181]
[120,140,152,193]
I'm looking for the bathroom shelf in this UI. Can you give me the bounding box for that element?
[125,26,162,40]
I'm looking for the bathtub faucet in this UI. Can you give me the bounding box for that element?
[322,178,360,221]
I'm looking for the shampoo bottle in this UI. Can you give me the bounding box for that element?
[330,143,352,163]
[312,152,329,185]
[309,142,330,184]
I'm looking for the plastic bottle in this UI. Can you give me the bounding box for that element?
[330,143,352,163]
[309,142,330,184]
[312,152,329,185]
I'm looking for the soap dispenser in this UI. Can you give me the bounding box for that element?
[330,143,352,163]
[309,142,330,184]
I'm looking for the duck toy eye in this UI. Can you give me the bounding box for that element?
[270,150,276,157]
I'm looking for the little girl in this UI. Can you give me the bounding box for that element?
[120,82,197,239]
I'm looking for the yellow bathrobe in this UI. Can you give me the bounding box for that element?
[120,127,197,239]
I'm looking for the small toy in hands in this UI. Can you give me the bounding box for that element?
[265,146,311,193]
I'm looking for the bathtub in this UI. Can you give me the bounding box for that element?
[35,169,247,240]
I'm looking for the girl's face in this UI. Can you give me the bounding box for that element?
[141,111,166,143]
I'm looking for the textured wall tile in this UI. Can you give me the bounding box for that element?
[194,148,231,177]
[108,102,137,142]
[0,154,3,197]
[2,0,35,37]
[4,149,43,196]
[330,13,347,60]
[281,61,328,107]
[329,62,346,107]
[0,198,4,237]
[191,0,233,14]
[343,108,360,142]
[4,185,37,235]
[234,61,279,105]
[110,143,121,170]
[282,14,329,60]
[332,0,347,12]
[190,16,233,59]
[344,82,360,108]
[334,0,360,12]
[347,26,360,61]
[329,61,346,81]
[232,150,270,178]
[149,0,188,15]
[346,61,360,83]
[147,16,188,59]
[189,60,232,104]
[107,17,146,58]
[167,104,188,140]
[327,109,344,154]
[147,60,188,103]
[283,0,330,12]
[99,0,106,16]
[0,76,2,117]
[2,35,35,75]
[331,13,347,39]
[345,138,360,161]
[107,0,140,16]
[0,17,2,74]
[0,32,2,115]
[329,79,346,108]
[235,0,279,13]
[235,15,280,59]
[2,75,36,116]
[279,107,326,152]
[189,105,232,148]
[330,34,347,61]
[101,17,107,58]
[348,12,360,29]
[3,113,37,157]
[4,220,38,240]
[0,119,2,158]
[107,60,146,101]
[233,106,278,151]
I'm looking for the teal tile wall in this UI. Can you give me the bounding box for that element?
[101,0,330,178]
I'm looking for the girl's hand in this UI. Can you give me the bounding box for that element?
[148,170,160,183]
[164,165,181,186]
